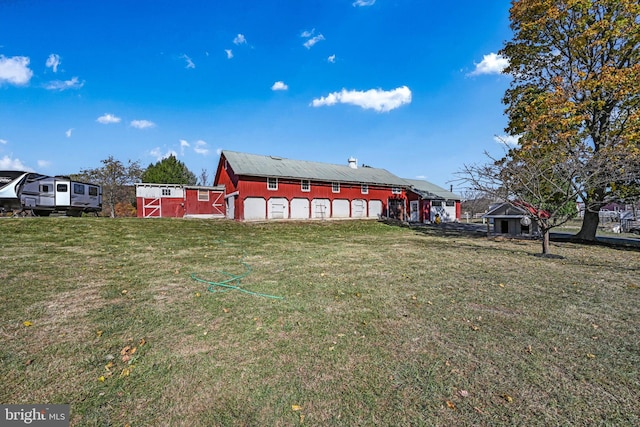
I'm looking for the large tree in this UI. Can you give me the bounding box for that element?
[501,0,640,241]
[73,156,143,218]
[141,155,197,185]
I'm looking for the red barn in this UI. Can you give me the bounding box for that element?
[213,150,461,222]
[135,183,225,218]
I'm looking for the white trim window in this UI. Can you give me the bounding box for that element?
[332,182,340,193]
[361,184,369,194]
[267,177,278,191]
[198,190,209,201]
[391,187,402,194]
[162,188,172,196]
[301,180,310,192]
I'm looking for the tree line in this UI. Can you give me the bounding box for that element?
[72,155,209,218]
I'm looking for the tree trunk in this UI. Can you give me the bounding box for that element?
[576,209,600,241]
[576,188,606,241]
[541,229,550,255]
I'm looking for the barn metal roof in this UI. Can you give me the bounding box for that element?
[403,178,461,200]
[222,150,408,186]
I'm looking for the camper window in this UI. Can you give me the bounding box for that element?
[57,184,68,192]
[40,184,50,193]
[89,187,98,196]
[74,184,85,195]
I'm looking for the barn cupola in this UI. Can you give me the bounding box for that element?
[348,157,358,169]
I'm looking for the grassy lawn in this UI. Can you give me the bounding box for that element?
[1,218,638,426]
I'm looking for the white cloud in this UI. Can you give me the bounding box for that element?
[96,113,121,124]
[150,147,178,160]
[216,148,222,156]
[37,160,51,168]
[46,54,61,72]
[301,29,315,38]
[0,55,33,86]
[225,49,233,59]
[44,76,84,91]
[328,54,336,63]
[469,53,509,76]
[130,119,156,129]
[494,134,521,145]
[311,86,412,112]
[194,140,209,155]
[180,139,190,155]
[181,54,195,69]
[0,155,32,171]
[0,139,7,144]
[353,0,376,6]
[303,34,325,49]
[65,129,73,138]
[271,81,288,91]
[233,34,247,45]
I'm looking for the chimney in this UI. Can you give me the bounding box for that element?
[348,157,358,169]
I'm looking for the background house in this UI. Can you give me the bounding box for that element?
[135,183,225,218]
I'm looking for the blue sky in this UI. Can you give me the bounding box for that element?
[0,0,514,191]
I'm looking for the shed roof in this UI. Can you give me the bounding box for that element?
[403,178,461,200]
[222,150,408,186]
[482,202,528,218]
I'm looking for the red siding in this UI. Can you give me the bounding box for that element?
[214,153,408,220]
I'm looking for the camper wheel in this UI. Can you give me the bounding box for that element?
[33,210,51,217]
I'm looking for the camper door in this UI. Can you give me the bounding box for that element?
[55,179,71,207]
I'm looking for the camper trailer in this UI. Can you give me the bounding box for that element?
[0,171,102,216]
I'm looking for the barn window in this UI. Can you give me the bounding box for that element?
[361,184,369,194]
[332,182,340,193]
[446,200,455,206]
[301,180,310,192]
[198,190,209,201]
[267,177,278,190]
[391,187,402,194]
[432,200,443,207]
[162,188,172,196]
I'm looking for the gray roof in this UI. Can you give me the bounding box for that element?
[222,150,408,186]
[403,178,461,200]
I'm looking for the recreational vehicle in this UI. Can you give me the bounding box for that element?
[0,171,102,216]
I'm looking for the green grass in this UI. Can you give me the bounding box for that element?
[1,218,639,426]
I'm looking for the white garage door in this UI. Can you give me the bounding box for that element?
[312,199,330,219]
[268,198,289,219]
[290,198,310,219]
[368,200,382,218]
[332,199,350,218]
[351,199,366,218]
[244,197,266,220]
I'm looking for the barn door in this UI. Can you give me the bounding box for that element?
[143,198,161,218]
[409,201,419,222]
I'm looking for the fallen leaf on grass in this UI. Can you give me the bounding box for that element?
[502,394,513,403]
[96,330,104,337]
[458,390,469,398]
[223,308,230,313]
[446,400,456,410]
[98,376,106,382]
[291,405,303,411]
[23,321,33,327]
[587,353,596,359]
[121,289,128,295]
